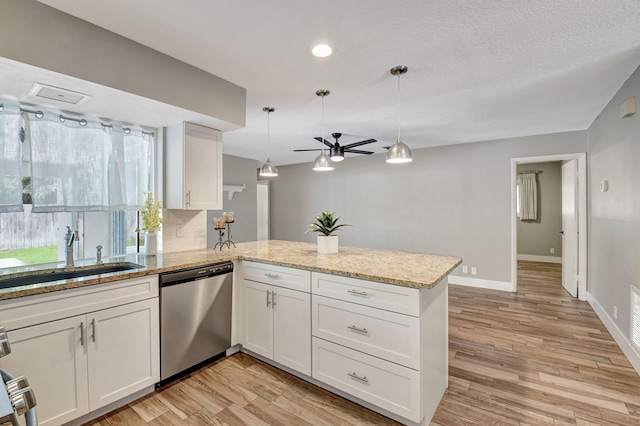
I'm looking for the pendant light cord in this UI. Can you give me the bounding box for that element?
[397,73,401,142]
[267,109,271,160]
[321,94,326,154]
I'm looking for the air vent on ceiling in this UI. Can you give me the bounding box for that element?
[28,83,92,105]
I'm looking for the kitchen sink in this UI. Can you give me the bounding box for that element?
[0,262,144,290]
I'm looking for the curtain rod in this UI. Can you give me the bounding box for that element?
[518,170,542,174]
[0,102,154,136]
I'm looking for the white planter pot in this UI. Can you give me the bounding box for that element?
[317,235,339,254]
[144,231,157,256]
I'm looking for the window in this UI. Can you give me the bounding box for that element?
[0,100,155,269]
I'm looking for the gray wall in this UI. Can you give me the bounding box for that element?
[517,162,562,259]
[588,64,640,340]
[271,132,587,283]
[207,155,260,246]
[0,0,245,128]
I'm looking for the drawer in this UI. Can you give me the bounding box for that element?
[312,272,419,316]
[312,337,421,423]
[312,295,420,369]
[242,261,310,292]
[0,275,159,331]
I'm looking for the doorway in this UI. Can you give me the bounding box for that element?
[257,181,270,241]
[511,153,587,300]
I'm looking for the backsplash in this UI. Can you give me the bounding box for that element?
[162,209,208,253]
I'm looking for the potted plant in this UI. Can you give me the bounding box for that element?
[139,192,165,256]
[305,211,350,254]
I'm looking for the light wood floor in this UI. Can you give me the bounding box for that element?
[90,262,640,425]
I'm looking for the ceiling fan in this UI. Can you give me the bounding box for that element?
[294,133,377,162]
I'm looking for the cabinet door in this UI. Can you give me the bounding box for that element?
[87,299,159,410]
[0,317,89,426]
[273,287,311,376]
[242,280,274,359]
[184,123,223,210]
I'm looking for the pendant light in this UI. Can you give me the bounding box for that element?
[259,107,278,177]
[386,65,413,164]
[312,89,334,171]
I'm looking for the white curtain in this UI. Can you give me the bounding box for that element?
[24,106,152,212]
[517,172,537,221]
[0,101,23,213]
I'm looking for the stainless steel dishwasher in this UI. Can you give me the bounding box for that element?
[158,261,233,386]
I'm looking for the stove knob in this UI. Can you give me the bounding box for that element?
[5,376,36,415]
[0,339,11,359]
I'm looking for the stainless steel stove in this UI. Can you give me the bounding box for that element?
[0,327,37,425]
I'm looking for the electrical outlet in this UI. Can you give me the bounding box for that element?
[471,267,477,275]
[176,225,185,238]
[614,305,618,320]
[462,266,468,274]
[550,248,555,254]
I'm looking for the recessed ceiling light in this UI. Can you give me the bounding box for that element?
[312,44,332,58]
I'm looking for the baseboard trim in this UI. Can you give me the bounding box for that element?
[517,254,562,264]
[448,275,514,292]
[587,292,640,376]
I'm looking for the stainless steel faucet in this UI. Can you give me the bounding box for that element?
[96,245,103,265]
[64,226,75,267]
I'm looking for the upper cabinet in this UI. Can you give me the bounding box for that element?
[165,122,223,210]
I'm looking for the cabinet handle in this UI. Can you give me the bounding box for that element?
[347,325,369,334]
[347,289,369,296]
[272,291,277,307]
[267,289,271,308]
[80,322,85,346]
[91,319,96,343]
[348,372,369,383]
[186,191,191,207]
[264,273,279,279]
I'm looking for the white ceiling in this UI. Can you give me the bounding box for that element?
[28,0,640,165]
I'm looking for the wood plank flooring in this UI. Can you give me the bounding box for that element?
[90,261,640,425]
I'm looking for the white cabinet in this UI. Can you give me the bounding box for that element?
[0,275,160,426]
[165,122,223,210]
[240,262,311,376]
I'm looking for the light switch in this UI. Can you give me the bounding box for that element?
[600,180,608,192]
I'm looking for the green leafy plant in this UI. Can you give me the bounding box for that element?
[305,211,350,236]
[139,192,165,233]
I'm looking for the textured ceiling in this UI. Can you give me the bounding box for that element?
[35,0,640,166]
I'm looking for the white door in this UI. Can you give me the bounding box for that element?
[273,287,311,375]
[184,124,223,210]
[257,182,270,241]
[242,280,274,358]
[1,317,89,426]
[87,299,159,410]
[561,160,578,297]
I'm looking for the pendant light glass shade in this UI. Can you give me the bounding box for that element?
[259,107,278,177]
[313,89,334,171]
[387,65,413,164]
[313,152,334,171]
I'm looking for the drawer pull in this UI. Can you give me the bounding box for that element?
[348,372,369,383]
[264,273,280,279]
[347,325,369,334]
[347,289,369,296]
[267,290,271,307]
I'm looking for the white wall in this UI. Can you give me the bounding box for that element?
[271,132,587,284]
[588,63,640,367]
[517,161,562,260]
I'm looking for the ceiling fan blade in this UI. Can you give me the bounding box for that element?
[293,149,323,152]
[313,136,334,148]
[344,149,375,155]
[343,139,377,149]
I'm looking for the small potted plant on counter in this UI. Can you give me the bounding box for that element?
[305,211,350,254]
[139,191,165,256]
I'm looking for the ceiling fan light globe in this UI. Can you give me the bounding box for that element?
[259,159,278,177]
[386,139,413,163]
[312,152,334,171]
[330,155,344,162]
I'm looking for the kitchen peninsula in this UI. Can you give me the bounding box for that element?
[0,241,460,426]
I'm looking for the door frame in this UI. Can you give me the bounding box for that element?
[510,153,587,300]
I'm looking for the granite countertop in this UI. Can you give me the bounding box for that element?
[0,240,461,300]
